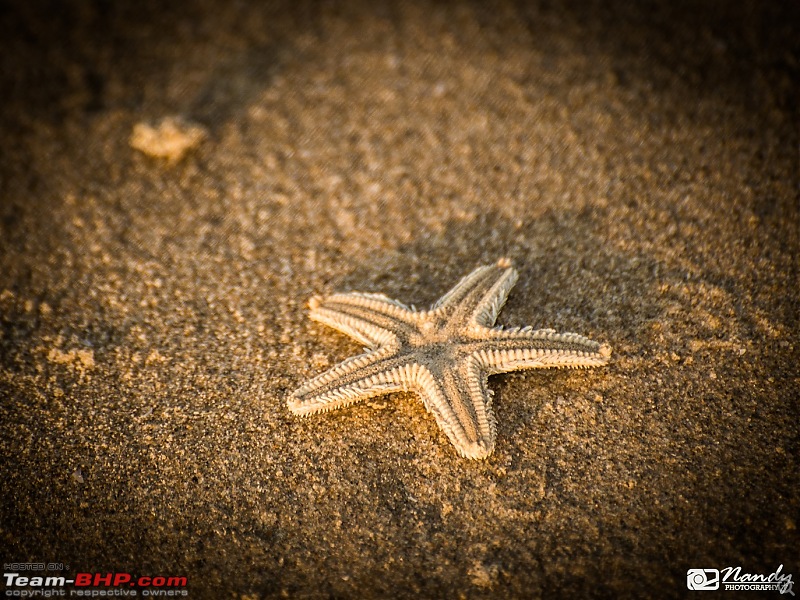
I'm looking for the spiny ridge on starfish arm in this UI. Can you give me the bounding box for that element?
[288,258,611,460]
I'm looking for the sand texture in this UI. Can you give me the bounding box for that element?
[1,1,798,598]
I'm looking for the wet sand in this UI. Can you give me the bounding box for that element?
[1,1,798,597]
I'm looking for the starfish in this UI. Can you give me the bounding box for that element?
[288,259,611,459]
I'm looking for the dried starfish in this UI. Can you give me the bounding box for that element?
[288,259,611,459]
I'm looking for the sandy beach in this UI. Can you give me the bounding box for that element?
[1,1,798,597]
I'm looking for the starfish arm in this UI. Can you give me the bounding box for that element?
[413,359,497,460]
[431,260,519,328]
[288,345,414,416]
[472,327,612,373]
[308,292,418,348]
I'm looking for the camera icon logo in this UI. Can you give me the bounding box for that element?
[687,569,720,590]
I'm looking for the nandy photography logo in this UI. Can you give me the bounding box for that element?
[687,564,794,595]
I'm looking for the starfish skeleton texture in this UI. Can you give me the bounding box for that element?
[288,259,611,459]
